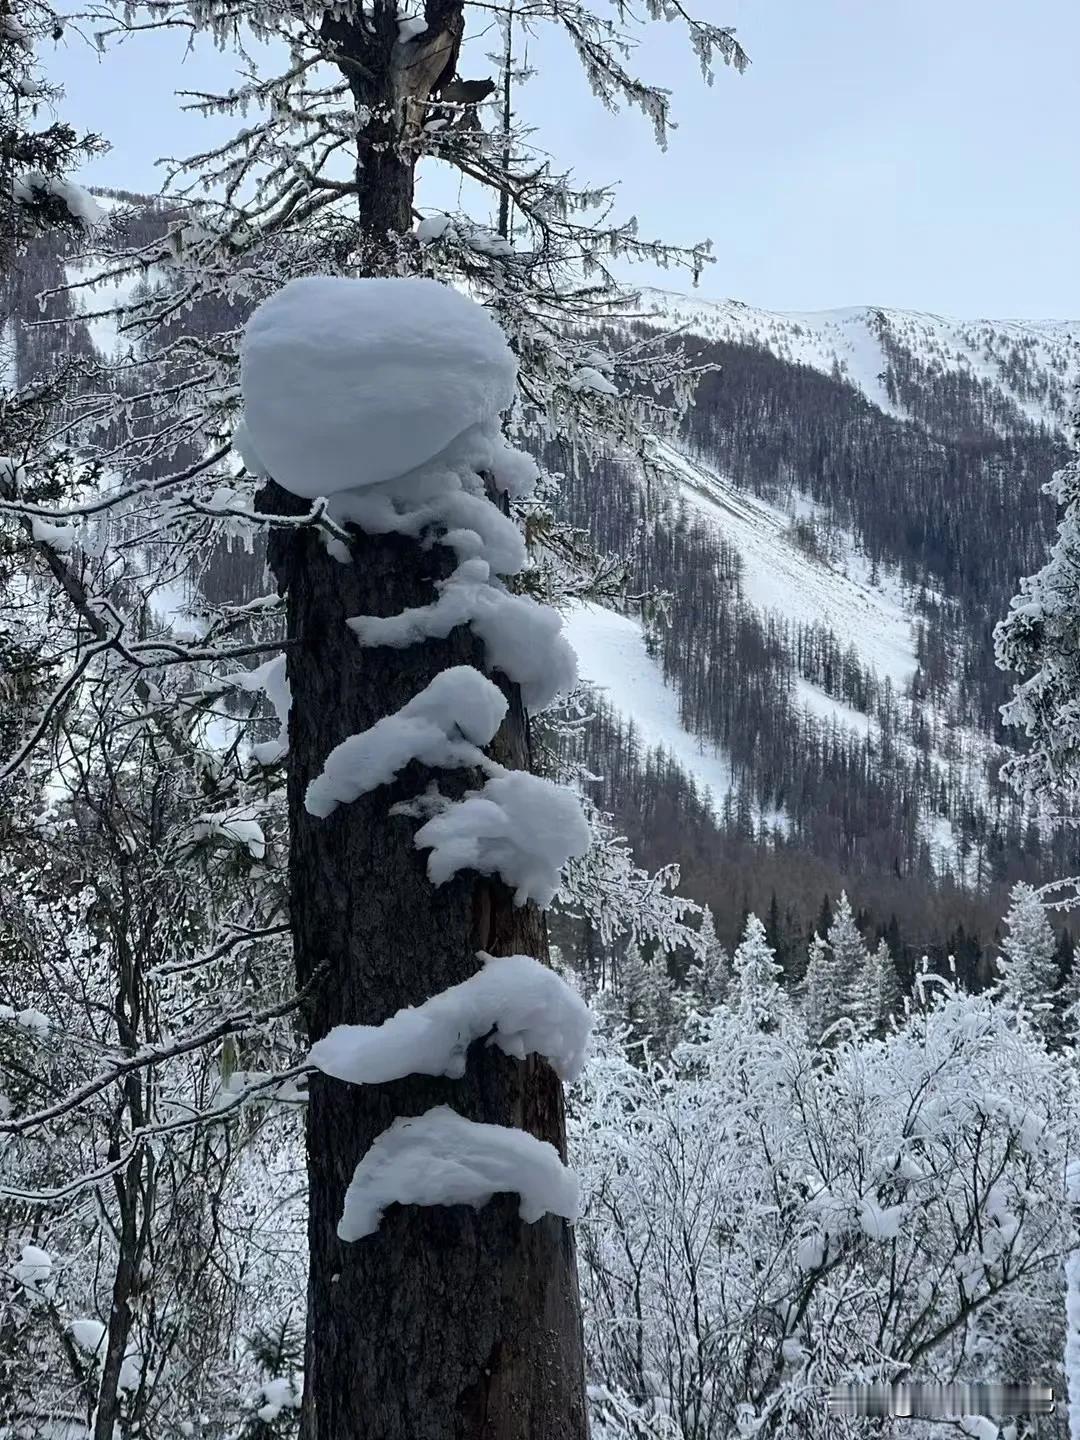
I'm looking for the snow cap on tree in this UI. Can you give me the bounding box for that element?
[238,275,525,499]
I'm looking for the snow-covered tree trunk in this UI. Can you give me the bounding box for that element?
[265,496,587,1438]
[255,18,586,1426]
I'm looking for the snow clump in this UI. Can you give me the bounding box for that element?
[414,770,592,908]
[305,666,507,818]
[337,1105,580,1241]
[309,951,593,1087]
[348,557,578,711]
[238,276,519,498]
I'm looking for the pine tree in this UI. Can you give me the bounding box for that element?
[802,932,832,1043]
[685,904,730,1012]
[732,913,784,1031]
[997,881,1058,1029]
[853,937,901,1035]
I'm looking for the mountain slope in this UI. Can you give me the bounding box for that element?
[638,289,1080,435]
[7,201,1077,962]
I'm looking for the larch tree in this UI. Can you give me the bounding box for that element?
[41,1,750,1436]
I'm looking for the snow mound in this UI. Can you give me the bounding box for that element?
[13,173,103,229]
[337,1104,580,1241]
[348,557,578,711]
[239,276,518,497]
[30,517,78,553]
[188,809,266,860]
[69,1318,107,1356]
[309,951,593,1086]
[415,771,591,908]
[857,1198,905,1241]
[253,1377,301,1422]
[11,1244,52,1288]
[0,1004,51,1035]
[305,666,506,818]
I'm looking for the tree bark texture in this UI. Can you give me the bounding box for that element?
[263,513,588,1437]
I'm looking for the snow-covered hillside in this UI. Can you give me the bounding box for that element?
[636,289,1080,431]
[656,441,918,688]
[564,601,737,810]
[568,437,1004,876]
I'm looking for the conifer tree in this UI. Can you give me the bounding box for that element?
[685,903,730,1012]
[621,940,676,1056]
[802,932,832,1043]
[826,891,870,1012]
[732,913,784,1031]
[853,937,901,1035]
[997,385,1080,809]
[802,894,870,1042]
[997,881,1058,1030]
[40,1,750,1433]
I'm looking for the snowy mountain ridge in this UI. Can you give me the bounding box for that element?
[636,288,1080,432]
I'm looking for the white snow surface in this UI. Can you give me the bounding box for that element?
[11,1244,52,1288]
[348,557,578,712]
[0,1004,51,1035]
[305,666,506,819]
[189,809,266,860]
[337,1104,580,1241]
[414,770,591,909]
[69,1319,107,1356]
[659,442,918,686]
[563,601,736,811]
[239,276,518,497]
[254,1377,301,1421]
[13,173,103,229]
[857,1198,905,1241]
[318,428,533,574]
[308,951,593,1086]
[30,517,78,552]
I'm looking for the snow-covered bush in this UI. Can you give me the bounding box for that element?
[575,976,1078,1439]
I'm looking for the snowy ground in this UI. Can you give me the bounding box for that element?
[563,601,737,814]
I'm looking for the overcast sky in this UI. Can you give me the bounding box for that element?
[45,0,1080,319]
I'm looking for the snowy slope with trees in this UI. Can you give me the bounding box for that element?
[638,289,1080,432]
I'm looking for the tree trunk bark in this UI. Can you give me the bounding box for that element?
[262,13,588,1428]
[264,497,588,1440]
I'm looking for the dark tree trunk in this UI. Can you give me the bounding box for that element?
[260,10,587,1420]
[263,494,588,1440]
